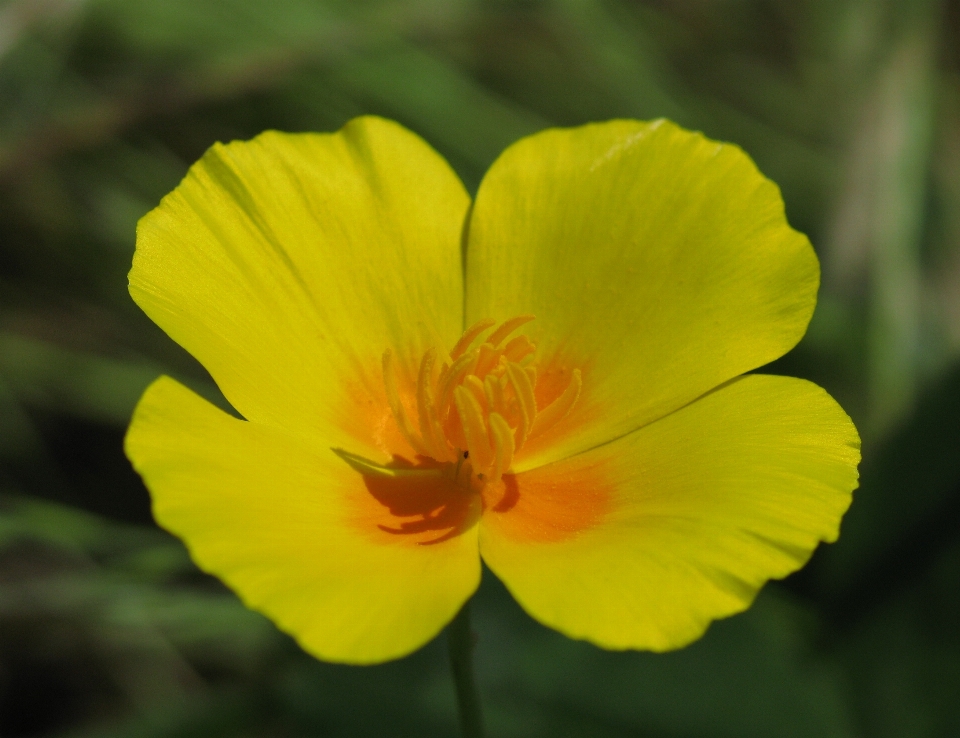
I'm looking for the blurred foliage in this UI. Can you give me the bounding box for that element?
[1,0,959,735]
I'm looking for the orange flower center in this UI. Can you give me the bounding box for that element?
[382,316,581,490]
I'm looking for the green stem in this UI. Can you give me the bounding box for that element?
[447,600,485,738]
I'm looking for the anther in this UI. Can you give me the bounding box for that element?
[436,351,477,417]
[454,386,494,471]
[488,412,514,485]
[474,343,500,378]
[416,349,454,462]
[450,318,496,361]
[505,362,536,449]
[503,335,536,363]
[487,315,535,347]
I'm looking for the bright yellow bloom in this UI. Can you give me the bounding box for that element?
[125,116,860,665]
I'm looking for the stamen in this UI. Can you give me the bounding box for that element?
[450,318,496,361]
[487,315,535,347]
[483,374,501,415]
[503,335,536,363]
[505,361,537,450]
[416,349,451,461]
[531,368,582,438]
[382,350,429,456]
[474,342,500,378]
[379,314,581,489]
[488,412,515,485]
[453,386,494,472]
[436,350,477,417]
[436,361,450,389]
[463,375,488,411]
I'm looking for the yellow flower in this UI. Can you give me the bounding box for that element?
[125,116,860,665]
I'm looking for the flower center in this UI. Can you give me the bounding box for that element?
[382,316,581,489]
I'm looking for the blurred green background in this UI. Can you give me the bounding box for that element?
[2,0,959,736]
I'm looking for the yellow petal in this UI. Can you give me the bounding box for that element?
[131,116,469,458]
[479,374,859,652]
[466,119,819,469]
[126,376,481,664]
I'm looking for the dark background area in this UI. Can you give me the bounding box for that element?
[2,0,960,736]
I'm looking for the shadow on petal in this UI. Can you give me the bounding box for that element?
[334,449,480,546]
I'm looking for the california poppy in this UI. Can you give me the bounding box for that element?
[125,116,860,664]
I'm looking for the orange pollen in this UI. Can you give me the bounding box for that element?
[382,316,582,489]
